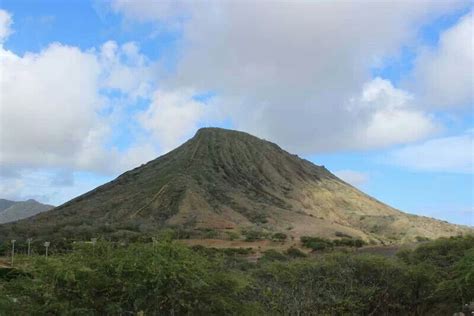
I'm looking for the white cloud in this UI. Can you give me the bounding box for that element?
[114,143,159,172]
[0,9,12,43]
[111,0,467,154]
[0,11,158,176]
[334,170,369,187]
[138,89,206,152]
[99,40,156,99]
[410,11,474,108]
[0,12,166,205]
[387,130,474,173]
[0,43,104,171]
[353,78,437,148]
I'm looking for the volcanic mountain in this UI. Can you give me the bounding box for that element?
[0,128,469,242]
[0,199,53,224]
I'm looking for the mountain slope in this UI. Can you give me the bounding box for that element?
[0,199,16,212]
[0,199,54,224]
[0,128,469,242]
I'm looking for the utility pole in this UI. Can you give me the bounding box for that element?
[44,241,50,258]
[27,238,32,256]
[10,240,16,267]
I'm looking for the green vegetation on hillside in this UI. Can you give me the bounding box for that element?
[300,235,366,251]
[0,235,472,315]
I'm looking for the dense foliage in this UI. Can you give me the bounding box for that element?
[0,240,250,315]
[0,235,472,315]
[300,235,366,251]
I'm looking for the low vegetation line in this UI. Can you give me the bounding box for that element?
[0,235,472,315]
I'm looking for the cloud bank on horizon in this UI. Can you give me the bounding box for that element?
[0,0,472,225]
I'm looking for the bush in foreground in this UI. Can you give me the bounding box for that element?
[0,235,472,315]
[0,241,251,315]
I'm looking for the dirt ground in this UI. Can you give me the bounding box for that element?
[0,257,11,268]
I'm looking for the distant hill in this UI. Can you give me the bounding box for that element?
[0,199,16,212]
[0,199,54,224]
[0,128,470,242]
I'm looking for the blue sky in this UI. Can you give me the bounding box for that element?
[0,0,472,225]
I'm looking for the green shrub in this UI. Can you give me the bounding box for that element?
[300,236,366,251]
[1,236,473,315]
[243,230,268,242]
[333,238,366,248]
[286,247,307,258]
[260,249,288,262]
[334,231,352,238]
[397,235,474,268]
[272,232,287,242]
[0,241,250,315]
[250,253,438,315]
[415,235,431,242]
[160,227,194,239]
[249,213,268,224]
[300,236,333,251]
[200,228,219,239]
[225,231,240,241]
[223,248,254,256]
